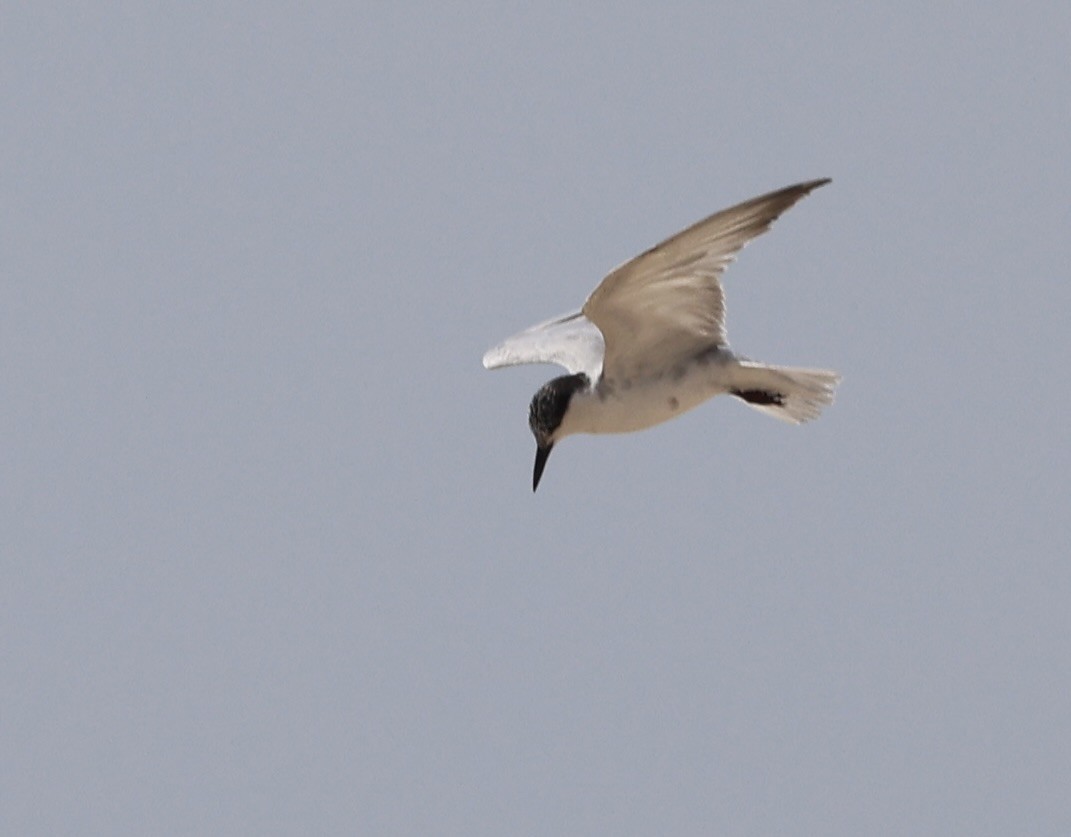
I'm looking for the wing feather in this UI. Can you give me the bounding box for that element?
[582,179,830,379]
[482,311,604,378]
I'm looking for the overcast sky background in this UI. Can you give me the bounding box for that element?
[4,3,1070,834]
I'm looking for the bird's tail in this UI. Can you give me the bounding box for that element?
[728,360,841,424]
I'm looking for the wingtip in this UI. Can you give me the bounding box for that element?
[775,177,830,208]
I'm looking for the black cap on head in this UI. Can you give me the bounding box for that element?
[527,373,589,492]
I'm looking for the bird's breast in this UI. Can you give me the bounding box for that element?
[562,351,735,436]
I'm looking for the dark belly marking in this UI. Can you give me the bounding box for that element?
[730,388,785,406]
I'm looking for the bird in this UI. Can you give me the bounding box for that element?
[483,179,840,491]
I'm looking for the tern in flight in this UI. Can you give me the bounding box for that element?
[483,179,840,491]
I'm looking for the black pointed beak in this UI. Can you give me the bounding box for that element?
[532,443,554,492]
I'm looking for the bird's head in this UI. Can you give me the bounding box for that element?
[528,373,590,491]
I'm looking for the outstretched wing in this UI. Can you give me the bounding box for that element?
[582,179,830,381]
[482,310,604,379]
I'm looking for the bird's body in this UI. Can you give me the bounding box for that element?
[558,345,735,436]
[484,179,840,490]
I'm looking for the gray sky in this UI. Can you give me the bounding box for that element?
[4,3,1070,834]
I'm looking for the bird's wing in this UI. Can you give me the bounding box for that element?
[582,179,830,381]
[482,310,604,378]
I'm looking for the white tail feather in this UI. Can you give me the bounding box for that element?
[729,361,841,424]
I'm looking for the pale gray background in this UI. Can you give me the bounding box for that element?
[4,3,1069,835]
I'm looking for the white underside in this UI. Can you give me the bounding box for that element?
[560,349,736,437]
[557,349,840,438]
